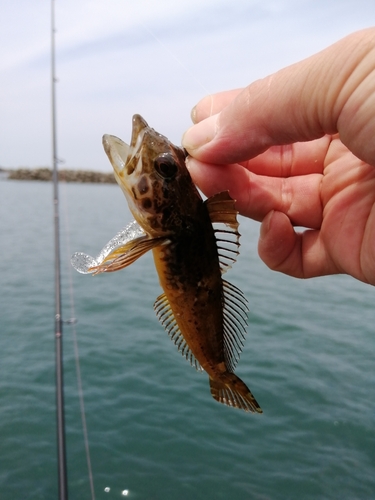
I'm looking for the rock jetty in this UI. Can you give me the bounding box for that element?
[6,168,116,184]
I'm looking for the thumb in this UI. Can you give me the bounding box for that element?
[182,28,375,167]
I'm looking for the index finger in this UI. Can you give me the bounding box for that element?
[239,136,330,177]
[186,157,323,228]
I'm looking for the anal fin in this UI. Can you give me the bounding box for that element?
[154,293,203,371]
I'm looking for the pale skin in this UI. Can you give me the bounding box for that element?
[182,28,375,286]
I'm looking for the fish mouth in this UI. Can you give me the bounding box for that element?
[102,114,148,177]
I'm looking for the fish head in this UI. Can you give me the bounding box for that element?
[103,114,201,236]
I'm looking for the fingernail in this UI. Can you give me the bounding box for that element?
[190,106,197,124]
[182,114,218,151]
[260,210,274,239]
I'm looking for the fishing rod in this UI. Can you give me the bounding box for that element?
[51,0,68,498]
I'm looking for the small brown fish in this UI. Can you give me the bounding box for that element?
[72,114,262,413]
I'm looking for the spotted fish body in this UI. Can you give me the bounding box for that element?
[73,114,261,413]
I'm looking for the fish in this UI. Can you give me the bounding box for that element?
[71,114,262,413]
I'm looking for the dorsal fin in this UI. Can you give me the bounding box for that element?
[222,279,248,372]
[153,293,203,371]
[154,281,248,375]
[205,191,240,274]
[205,191,238,228]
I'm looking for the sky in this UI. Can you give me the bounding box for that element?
[1,0,374,171]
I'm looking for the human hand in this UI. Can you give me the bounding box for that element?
[182,28,375,285]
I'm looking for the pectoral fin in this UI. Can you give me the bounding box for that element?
[89,235,167,274]
[71,219,166,275]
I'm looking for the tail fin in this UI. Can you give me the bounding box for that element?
[209,374,262,413]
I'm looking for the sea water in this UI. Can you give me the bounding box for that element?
[0,179,374,499]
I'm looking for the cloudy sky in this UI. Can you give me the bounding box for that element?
[1,0,374,171]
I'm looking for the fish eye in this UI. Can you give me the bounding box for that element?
[154,154,178,180]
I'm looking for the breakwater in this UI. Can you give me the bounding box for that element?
[4,167,116,184]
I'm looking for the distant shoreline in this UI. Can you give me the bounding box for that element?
[0,167,116,184]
